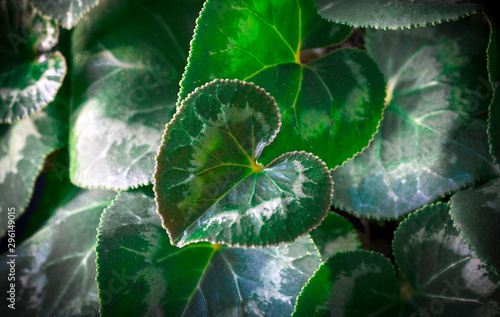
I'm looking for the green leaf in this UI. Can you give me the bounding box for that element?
[394,203,500,316]
[0,90,68,239]
[180,0,386,169]
[487,16,500,166]
[309,212,361,261]
[0,0,66,123]
[155,79,333,247]
[450,178,500,274]
[69,0,204,189]
[293,251,402,317]
[332,18,498,219]
[314,0,484,29]
[30,0,102,29]
[97,187,322,316]
[0,185,115,316]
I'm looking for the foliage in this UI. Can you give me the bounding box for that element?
[0,0,499,316]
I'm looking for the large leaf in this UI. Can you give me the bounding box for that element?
[293,204,500,316]
[30,0,102,29]
[155,79,333,247]
[0,184,115,316]
[70,0,204,189]
[0,0,66,123]
[314,0,485,29]
[332,18,498,219]
[487,16,500,166]
[450,177,500,274]
[97,187,322,316]
[180,0,386,169]
[0,88,68,239]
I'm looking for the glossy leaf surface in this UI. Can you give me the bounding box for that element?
[315,0,484,29]
[332,19,498,219]
[70,0,204,189]
[309,212,361,261]
[30,0,102,29]
[180,0,386,169]
[293,251,401,317]
[97,188,322,316]
[0,185,115,316]
[450,178,500,274]
[0,0,66,123]
[155,79,333,247]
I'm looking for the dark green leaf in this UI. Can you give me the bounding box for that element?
[394,203,500,316]
[315,0,484,29]
[332,18,498,219]
[309,212,361,261]
[180,0,386,169]
[30,0,102,29]
[487,16,500,166]
[0,186,115,316]
[70,0,204,189]
[450,178,500,274]
[293,251,402,317]
[97,187,322,316]
[0,0,66,123]
[155,79,333,247]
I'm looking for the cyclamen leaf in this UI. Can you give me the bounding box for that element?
[97,188,322,317]
[70,0,204,189]
[332,18,499,219]
[487,16,500,166]
[180,0,386,169]
[315,0,484,29]
[30,0,102,29]
[309,212,361,261]
[0,185,115,317]
[450,178,500,274]
[0,0,66,123]
[155,79,333,247]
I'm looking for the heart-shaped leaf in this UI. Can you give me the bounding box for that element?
[450,177,500,274]
[314,0,484,29]
[332,18,499,219]
[97,187,322,316]
[180,0,386,169]
[70,0,204,189]
[30,0,102,29]
[0,182,115,316]
[0,0,66,123]
[155,79,333,247]
[293,204,500,316]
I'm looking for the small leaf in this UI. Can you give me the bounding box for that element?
[155,79,333,247]
[450,178,500,274]
[69,0,204,189]
[315,0,484,29]
[293,251,402,317]
[97,187,322,316]
[0,0,66,123]
[394,203,500,316]
[180,0,386,169]
[332,18,499,219]
[30,0,102,29]
[309,212,361,261]
[0,184,115,316]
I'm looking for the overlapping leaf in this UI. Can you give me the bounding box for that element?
[294,204,500,316]
[0,0,66,123]
[332,18,498,219]
[450,178,500,274]
[314,0,484,29]
[155,79,333,247]
[0,181,115,316]
[30,0,102,29]
[70,0,204,189]
[180,0,386,169]
[97,187,322,316]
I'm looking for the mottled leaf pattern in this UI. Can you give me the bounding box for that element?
[97,188,322,316]
[30,0,102,29]
[155,79,333,247]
